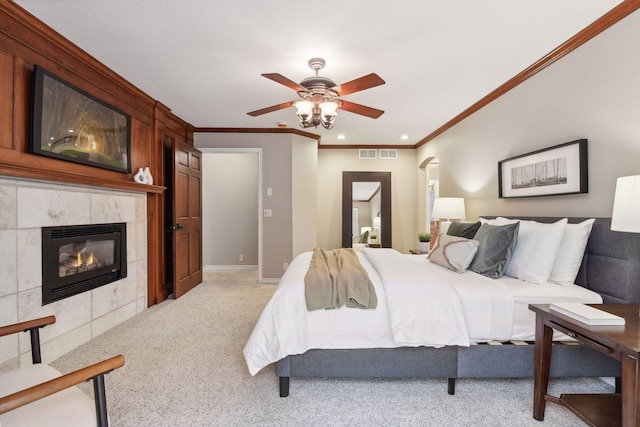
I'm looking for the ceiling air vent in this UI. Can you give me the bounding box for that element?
[379,149,397,159]
[359,149,377,159]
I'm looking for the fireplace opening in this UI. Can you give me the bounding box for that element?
[42,223,127,305]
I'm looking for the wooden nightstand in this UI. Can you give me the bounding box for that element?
[529,303,640,427]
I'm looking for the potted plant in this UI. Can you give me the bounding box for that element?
[369,232,378,244]
[418,232,431,253]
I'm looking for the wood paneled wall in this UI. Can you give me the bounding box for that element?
[0,2,193,306]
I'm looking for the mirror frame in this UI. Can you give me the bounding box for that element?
[342,171,392,248]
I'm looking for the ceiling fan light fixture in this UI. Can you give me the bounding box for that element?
[294,100,314,115]
[319,101,338,129]
[294,100,314,127]
[249,58,385,129]
[320,101,338,116]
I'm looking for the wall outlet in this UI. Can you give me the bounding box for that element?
[239,254,244,262]
[263,209,272,217]
[283,262,288,271]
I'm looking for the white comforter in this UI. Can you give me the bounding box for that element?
[244,248,514,375]
[370,249,514,344]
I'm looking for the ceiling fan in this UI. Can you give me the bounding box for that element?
[247,58,385,129]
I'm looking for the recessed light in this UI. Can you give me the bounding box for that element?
[337,134,346,140]
[400,135,409,140]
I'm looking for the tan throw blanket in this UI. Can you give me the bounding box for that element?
[304,247,377,311]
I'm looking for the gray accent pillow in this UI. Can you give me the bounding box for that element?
[469,222,520,279]
[447,221,481,239]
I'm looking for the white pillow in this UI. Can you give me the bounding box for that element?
[478,217,501,225]
[428,234,479,273]
[479,217,518,226]
[504,218,568,284]
[548,219,595,286]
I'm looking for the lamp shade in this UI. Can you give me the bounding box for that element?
[294,100,314,116]
[319,101,338,117]
[611,175,640,232]
[432,197,465,220]
[372,216,381,228]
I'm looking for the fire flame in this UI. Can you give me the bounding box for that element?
[75,251,96,268]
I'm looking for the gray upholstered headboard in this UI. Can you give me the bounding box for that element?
[484,217,640,304]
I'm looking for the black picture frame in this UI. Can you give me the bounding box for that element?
[30,65,131,173]
[498,139,588,198]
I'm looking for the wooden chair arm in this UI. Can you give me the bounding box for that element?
[0,354,125,415]
[0,316,56,338]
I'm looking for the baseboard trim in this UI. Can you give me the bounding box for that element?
[204,265,258,270]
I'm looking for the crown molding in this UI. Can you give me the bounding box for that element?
[416,0,640,148]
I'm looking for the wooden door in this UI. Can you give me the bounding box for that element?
[172,141,203,298]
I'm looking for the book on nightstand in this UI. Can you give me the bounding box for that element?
[549,302,625,326]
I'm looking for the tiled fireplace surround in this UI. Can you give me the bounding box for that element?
[0,176,148,371]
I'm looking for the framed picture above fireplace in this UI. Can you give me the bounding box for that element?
[30,65,131,173]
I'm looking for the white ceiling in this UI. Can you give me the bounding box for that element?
[15,0,622,146]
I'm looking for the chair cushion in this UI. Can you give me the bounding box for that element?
[0,364,97,427]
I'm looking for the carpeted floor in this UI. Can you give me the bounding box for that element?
[51,270,611,426]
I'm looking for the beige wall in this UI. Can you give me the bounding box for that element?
[417,9,640,222]
[317,149,417,253]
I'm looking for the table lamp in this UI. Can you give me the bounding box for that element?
[611,175,640,233]
[372,216,381,233]
[611,175,640,316]
[432,197,465,235]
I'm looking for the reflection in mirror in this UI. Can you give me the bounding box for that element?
[352,182,382,244]
[427,160,440,239]
[342,171,391,248]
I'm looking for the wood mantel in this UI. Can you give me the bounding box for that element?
[0,164,165,194]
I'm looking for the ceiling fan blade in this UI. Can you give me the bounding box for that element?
[332,73,385,96]
[339,100,384,119]
[261,73,306,92]
[247,101,294,117]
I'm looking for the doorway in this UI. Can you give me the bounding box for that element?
[199,148,262,280]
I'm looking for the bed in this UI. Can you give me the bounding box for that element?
[244,217,640,397]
